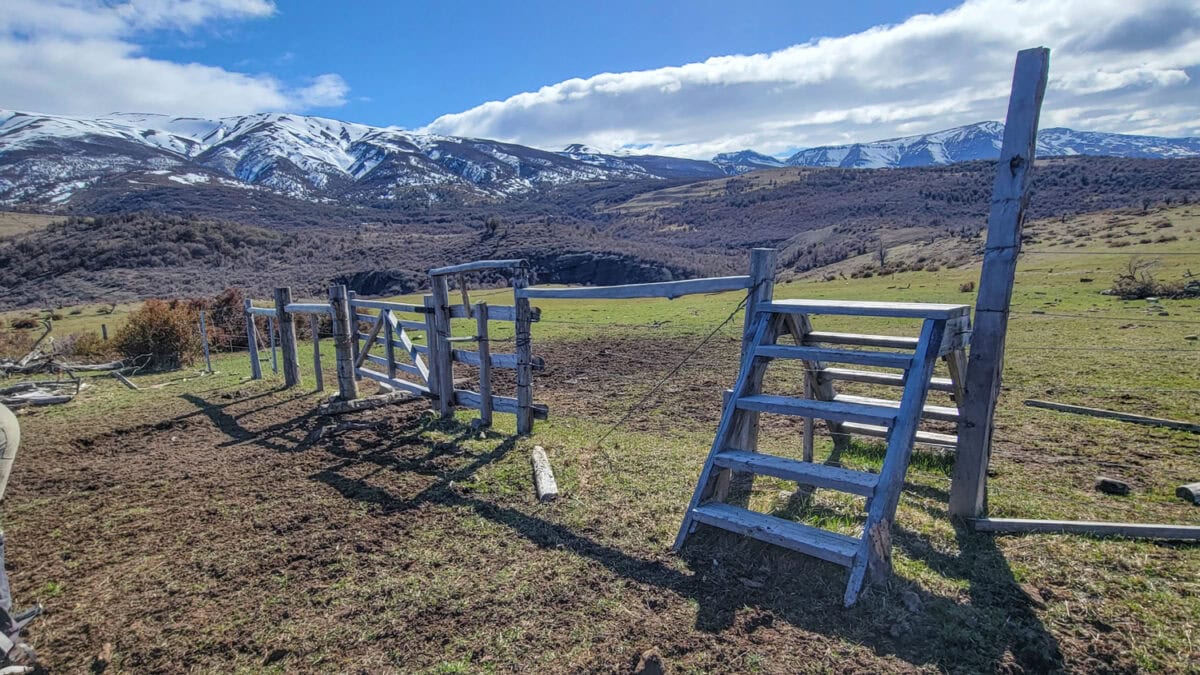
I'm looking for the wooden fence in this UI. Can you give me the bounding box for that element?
[244,250,775,435]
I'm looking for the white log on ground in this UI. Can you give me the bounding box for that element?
[531,446,559,502]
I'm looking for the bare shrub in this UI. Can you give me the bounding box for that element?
[112,299,199,371]
[959,281,976,293]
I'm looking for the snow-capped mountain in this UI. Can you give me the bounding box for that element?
[3,110,1200,208]
[785,121,1200,169]
[712,150,787,175]
[0,110,719,206]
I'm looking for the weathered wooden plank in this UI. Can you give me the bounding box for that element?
[451,349,543,371]
[447,304,538,322]
[822,367,956,392]
[349,298,430,314]
[356,367,431,395]
[513,268,535,434]
[246,306,275,317]
[839,422,958,448]
[736,393,898,426]
[360,354,423,378]
[531,445,558,501]
[1023,400,1200,433]
[950,47,1050,519]
[741,249,777,358]
[453,389,549,419]
[354,313,386,369]
[328,285,358,401]
[429,259,527,276]
[285,303,332,315]
[310,314,324,392]
[713,450,879,496]
[476,302,493,427]
[756,345,912,369]
[972,518,1200,540]
[431,276,455,416]
[833,393,959,422]
[805,331,918,349]
[382,311,430,382]
[243,298,262,380]
[764,299,969,320]
[519,275,752,300]
[275,288,301,387]
[111,371,139,390]
[846,317,946,607]
[690,503,859,567]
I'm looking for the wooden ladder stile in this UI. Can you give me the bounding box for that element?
[674,299,966,606]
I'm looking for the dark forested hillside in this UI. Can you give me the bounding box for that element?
[3,156,1198,309]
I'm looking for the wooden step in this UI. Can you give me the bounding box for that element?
[755,345,912,369]
[839,422,958,448]
[713,450,879,496]
[763,299,970,320]
[804,331,918,350]
[736,394,898,426]
[832,394,959,422]
[690,503,859,567]
[822,367,955,393]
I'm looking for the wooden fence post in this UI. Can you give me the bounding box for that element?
[328,285,358,400]
[950,47,1050,519]
[244,298,262,380]
[513,266,535,435]
[430,275,455,417]
[476,302,493,428]
[423,295,441,405]
[383,310,397,381]
[101,324,108,341]
[268,317,278,374]
[310,314,324,392]
[199,310,212,373]
[347,291,361,380]
[741,248,777,359]
[274,288,301,387]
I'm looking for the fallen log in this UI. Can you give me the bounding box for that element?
[1177,482,1200,506]
[531,445,559,502]
[972,517,1200,541]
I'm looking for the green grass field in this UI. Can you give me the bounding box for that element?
[3,206,1198,672]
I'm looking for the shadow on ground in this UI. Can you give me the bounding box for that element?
[183,390,1063,672]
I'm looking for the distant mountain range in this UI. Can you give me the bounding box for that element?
[1,110,1198,207]
[781,121,1200,170]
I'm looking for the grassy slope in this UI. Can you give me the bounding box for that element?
[3,205,1199,672]
[0,211,59,239]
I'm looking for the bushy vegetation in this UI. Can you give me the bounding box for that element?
[111,299,199,370]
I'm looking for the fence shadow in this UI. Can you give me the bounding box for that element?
[185,392,1061,672]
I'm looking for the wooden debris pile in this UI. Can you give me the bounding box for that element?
[1,320,148,408]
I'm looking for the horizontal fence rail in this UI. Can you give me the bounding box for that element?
[517,275,752,301]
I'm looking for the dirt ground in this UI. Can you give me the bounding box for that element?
[3,332,1197,673]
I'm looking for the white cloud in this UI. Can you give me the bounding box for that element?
[0,0,348,117]
[423,0,1200,159]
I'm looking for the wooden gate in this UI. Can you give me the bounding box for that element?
[347,297,432,396]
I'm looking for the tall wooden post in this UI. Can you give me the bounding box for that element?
[274,287,301,387]
[741,248,777,358]
[244,298,262,380]
[310,314,324,392]
[101,324,108,341]
[268,317,278,374]
[430,275,455,417]
[950,47,1050,519]
[476,302,493,428]
[328,285,358,400]
[423,295,442,405]
[347,291,362,380]
[513,265,535,435]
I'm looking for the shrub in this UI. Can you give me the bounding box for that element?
[112,299,199,370]
[10,317,37,330]
[959,281,976,293]
[54,332,116,362]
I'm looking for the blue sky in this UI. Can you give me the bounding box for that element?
[2,1,1199,158]
[138,0,962,130]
